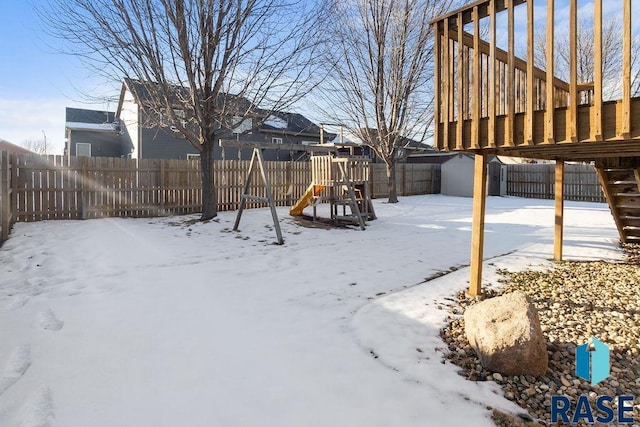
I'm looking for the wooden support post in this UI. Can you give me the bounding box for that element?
[456,12,464,150]
[469,153,488,297]
[545,0,555,143]
[488,0,496,147]
[593,0,603,140]
[443,19,451,150]
[569,0,578,142]
[506,0,515,146]
[554,160,564,261]
[471,6,480,149]
[622,0,631,138]
[434,23,441,150]
[526,0,535,144]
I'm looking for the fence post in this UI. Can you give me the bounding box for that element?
[80,157,88,220]
[1,151,9,243]
[402,163,407,196]
[160,160,165,214]
[11,153,17,224]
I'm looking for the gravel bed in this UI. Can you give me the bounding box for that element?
[440,246,640,426]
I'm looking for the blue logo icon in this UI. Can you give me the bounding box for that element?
[576,337,610,386]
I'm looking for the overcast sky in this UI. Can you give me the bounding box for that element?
[0,0,637,155]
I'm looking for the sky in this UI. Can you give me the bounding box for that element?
[0,1,115,154]
[0,0,637,155]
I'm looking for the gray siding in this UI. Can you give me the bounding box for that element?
[69,130,122,157]
[134,109,323,160]
[140,128,201,159]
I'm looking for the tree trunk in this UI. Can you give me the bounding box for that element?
[386,161,398,203]
[200,138,217,220]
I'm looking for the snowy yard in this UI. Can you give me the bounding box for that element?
[0,195,622,426]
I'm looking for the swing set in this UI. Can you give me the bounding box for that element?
[218,139,375,244]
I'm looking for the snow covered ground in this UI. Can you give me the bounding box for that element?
[0,195,622,426]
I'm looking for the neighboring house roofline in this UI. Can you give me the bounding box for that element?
[65,122,120,132]
[117,78,324,138]
[0,139,33,155]
[258,128,324,139]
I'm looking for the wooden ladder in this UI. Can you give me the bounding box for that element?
[596,160,640,244]
[332,162,366,230]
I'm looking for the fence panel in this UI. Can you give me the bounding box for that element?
[0,151,13,245]
[506,163,605,202]
[369,163,441,198]
[6,155,441,224]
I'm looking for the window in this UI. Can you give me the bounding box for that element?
[76,143,92,157]
[186,154,200,160]
[272,137,283,144]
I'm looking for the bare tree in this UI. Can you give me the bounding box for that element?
[319,0,452,203]
[22,139,47,155]
[534,15,640,101]
[42,0,324,220]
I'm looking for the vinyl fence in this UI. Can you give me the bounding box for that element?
[506,163,605,203]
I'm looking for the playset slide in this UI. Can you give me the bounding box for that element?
[289,184,325,215]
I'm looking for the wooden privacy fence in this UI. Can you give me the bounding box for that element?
[0,152,442,228]
[506,163,605,203]
[12,154,202,221]
[370,163,441,198]
[1,151,12,246]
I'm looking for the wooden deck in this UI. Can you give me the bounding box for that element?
[438,99,640,160]
[432,0,638,161]
[430,0,639,295]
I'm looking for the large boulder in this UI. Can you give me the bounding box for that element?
[464,291,548,376]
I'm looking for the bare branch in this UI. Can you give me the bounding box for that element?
[40,0,327,219]
[319,0,452,202]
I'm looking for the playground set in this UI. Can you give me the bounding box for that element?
[219,139,375,245]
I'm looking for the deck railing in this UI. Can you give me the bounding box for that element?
[431,0,637,156]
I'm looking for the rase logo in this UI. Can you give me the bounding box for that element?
[576,337,610,386]
[551,337,635,424]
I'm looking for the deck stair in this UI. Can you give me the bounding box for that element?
[596,158,640,243]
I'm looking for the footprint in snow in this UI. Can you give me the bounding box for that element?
[3,294,30,311]
[0,344,31,395]
[18,386,55,427]
[38,309,63,331]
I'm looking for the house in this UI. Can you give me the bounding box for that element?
[65,108,121,159]
[116,78,325,161]
[0,138,33,155]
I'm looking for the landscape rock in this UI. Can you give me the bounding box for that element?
[464,291,548,376]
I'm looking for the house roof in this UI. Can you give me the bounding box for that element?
[66,107,116,124]
[117,78,323,137]
[259,111,323,136]
[65,108,119,132]
[0,138,33,155]
[357,128,433,151]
